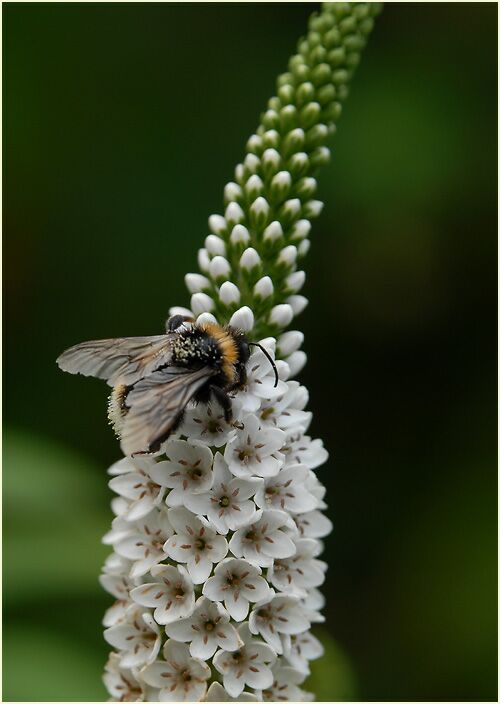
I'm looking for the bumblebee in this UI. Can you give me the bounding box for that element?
[57,314,278,456]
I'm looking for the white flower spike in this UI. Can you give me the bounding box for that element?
[100,3,381,699]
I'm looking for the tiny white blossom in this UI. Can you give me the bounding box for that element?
[283,434,329,469]
[104,606,161,668]
[213,623,277,698]
[185,453,260,534]
[166,596,242,659]
[224,414,285,479]
[103,652,148,702]
[229,306,254,332]
[115,508,173,578]
[205,681,258,701]
[236,348,287,413]
[282,631,324,675]
[254,464,317,514]
[108,457,165,522]
[254,663,308,702]
[300,587,326,624]
[164,507,228,583]
[229,509,296,567]
[100,570,136,627]
[248,593,310,654]
[203,558,272,621]
[304,198,324,217]
[293,509,333,539]
[268,538,326,594]
[181,403,236,448]
[147,440,213,508]
[130,564,195,625]
[142,640,211,702]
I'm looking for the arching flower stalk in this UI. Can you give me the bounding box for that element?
[102,3,381,701]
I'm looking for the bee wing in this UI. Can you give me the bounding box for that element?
[56,334,174,387]
[120,366,216,456]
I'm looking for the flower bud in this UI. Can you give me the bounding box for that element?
[230,224,250,247]
[205,235,226,257]
[290,219,311,242]
[191,293,215,316]
[287,350,307,377]
[218,281,241,306]
[209,256,231,281]
[296,82,315,107]
[169,306,193,319]
[246,134,263,154]
[229,306,254,332]
[300,101,321,129]
[262,109,280,130]
[288,152,309,178]
[253,276,274,300]
[249,197,270,229]
[277,330,304,357]
[263,221,284,244]
[284,270,306,293]
[270,171,292,202]
[282,128,305,157]
[295,177,317,200]
[262,129,280,149]
[298,239,311,258]
[245,175,264,200]
[287,295,308,316]
[225,202,245,227]
[277,245,298,268]
[223,182,243,204]
[278,199,301,226]
[196,312,218,327]
[280,104,298,132]
[310,146,331,169]
[184,273,211,294]
[269,304,294,328]
[243,153,260,175]
[240,247,261,272]
[303,200,324,219]
[306,123,329,149]
[262,148,281,178]
[197,248,210,273]
[208,214,227,236]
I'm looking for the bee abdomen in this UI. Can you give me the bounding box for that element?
[108,383,129,438]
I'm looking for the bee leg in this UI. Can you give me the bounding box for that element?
[210,385,234,424]
[166,314,194,332]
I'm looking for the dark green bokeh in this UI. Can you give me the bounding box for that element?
[4,3,497,701]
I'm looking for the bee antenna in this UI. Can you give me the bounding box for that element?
[248,342,279,387]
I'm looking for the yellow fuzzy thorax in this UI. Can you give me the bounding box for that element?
[199,322,239,383]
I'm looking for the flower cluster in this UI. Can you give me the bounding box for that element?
[101,3,380,700]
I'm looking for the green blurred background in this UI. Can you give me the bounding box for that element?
[4,3,497,701]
